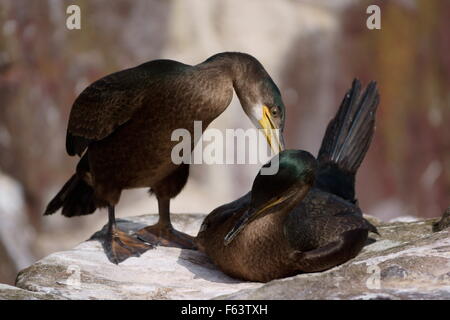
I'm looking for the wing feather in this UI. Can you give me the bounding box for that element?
[66,60,188,156]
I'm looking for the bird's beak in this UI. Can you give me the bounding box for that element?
[224,192,293,246]
[258,105,285,154]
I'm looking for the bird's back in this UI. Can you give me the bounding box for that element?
[285,189,375,250]
[66,59,191,156]
[285,80,379,251]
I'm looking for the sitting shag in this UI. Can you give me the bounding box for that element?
[196,80,380,282]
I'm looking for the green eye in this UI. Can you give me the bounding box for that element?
[271,107,279,117]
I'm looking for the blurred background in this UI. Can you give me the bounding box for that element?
[0,0,449,284]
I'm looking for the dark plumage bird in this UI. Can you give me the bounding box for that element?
[196,80,380,282]
[44,52,286,264]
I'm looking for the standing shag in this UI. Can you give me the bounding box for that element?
[196,80,379,282]
[44,52,286,264]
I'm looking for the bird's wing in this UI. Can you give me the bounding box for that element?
[286,189,369,250]
[66,60,188,156]
[287,208,374,252]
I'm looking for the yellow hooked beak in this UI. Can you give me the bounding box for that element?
[258,105,285,154]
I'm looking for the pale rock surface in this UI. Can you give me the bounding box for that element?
[13,214,262,300]
[0,284,64,300]
[1,213,449,300]
[0,172,35,284]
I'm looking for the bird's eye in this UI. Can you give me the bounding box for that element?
[271,106,279,117]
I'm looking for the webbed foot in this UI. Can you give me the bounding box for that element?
[104,228,154,264]
[135,224,197,250]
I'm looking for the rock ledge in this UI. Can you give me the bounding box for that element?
[1,213,449,300]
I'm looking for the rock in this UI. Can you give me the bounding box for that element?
[8,213,450,300]
[14,214,263,300]
[0,172,35,284]
[0,284,64,300]
[433,207,450,232]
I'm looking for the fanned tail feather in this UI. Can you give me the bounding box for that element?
[315,79,380,202]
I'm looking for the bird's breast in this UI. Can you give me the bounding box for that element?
[202,210,294,282]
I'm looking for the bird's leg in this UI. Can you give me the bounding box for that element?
[103,205,154,264]
[135,197,197,250]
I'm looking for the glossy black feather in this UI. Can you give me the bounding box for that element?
[315,79,379,202]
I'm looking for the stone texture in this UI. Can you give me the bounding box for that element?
[0,284,64,300]
[3,213,449,300]
[0,172,35,285]
[14,214,263,300]
[433,207,450,232]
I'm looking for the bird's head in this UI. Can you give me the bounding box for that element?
[239,77,286,154]
[224,150,317,245]
[228,54,286,154]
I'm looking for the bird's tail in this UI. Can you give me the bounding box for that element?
[44,174,96,217]
[315,79,379,203]
[44,155,97,217]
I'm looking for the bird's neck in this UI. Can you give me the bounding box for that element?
[261,184,312,224]
[199,52,267,97]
